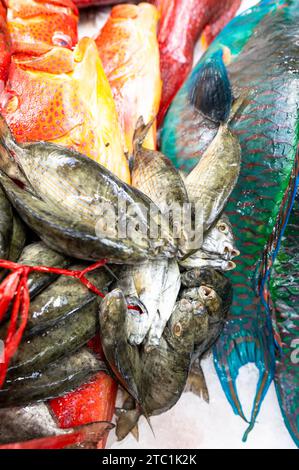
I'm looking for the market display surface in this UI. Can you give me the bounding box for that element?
[0,0,297,450]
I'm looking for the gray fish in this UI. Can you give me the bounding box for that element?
[8,213,26,262]
[99,289,142,405]
[18,242,72,299]
[0,115,176,264]
[7,296,101,377]
[116,260,168,346]
[0,348,106,407]
[0,403,113,447]
[179,251,236,271]
[131,117,189,249]
[0,184,12,260]
[184,111,241,233]
[25,264,113,336]
[116,298,194,439]
[201,213,239,259]
[0,403,68,444]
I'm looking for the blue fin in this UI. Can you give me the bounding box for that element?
[189,50,232,123]
[213,316,275,441]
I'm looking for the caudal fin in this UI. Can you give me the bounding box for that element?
[189,50,233,124]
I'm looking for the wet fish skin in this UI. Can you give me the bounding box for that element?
[25,265,113,337]
[146,258,181,348]
[99,289,142,404]
[17,242,72,299]
[8,213,26,262]
[7,297,101,377]
[0,184,12,260]
[0,348,105,408]
[201,213,239,259]
[0,403,68,444]
[117,260,169,346]
[185,123,241,233]
[0,118,177,263]
[179,250,236,271]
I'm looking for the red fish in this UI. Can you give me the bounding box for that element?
[0,1,11,89]
[155,0,241,126]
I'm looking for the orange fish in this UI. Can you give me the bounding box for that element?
[0,1,11,87]
[6,0,79,56]
[95,2,162,154]
[0,37,130,183]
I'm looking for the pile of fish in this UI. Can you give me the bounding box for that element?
[0,0,297,450]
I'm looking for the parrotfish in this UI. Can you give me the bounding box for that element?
[155,0,241,125]
[270,190,299,447]
[161,0,299,439]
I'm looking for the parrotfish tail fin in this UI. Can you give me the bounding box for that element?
[189,50,232,124]
[213,316,275,440]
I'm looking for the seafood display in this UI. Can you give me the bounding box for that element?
[0,0,297,451]
[162,0,299,442]
[155,0,241,125]
[95,3,161,153]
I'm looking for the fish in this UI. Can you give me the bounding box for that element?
[180,267,232,357]
[161,0,299,438]
[270,190,299,447]
[0,184,12,260]
[183,52,241,233]
[200,213,239,260]
[6,0,78,56]
[99,289,142,405]
[95,3,161,154]
[116,260,168,346]
[6,296,102,377]
[116,298,194,439]
[24,264,113,336]
[8,212,26,262]
[185,360,209,403]
[0,116,176,263]
[132,117,189,251]
[179,250,236,271]
[155,0,241,125]
[17,242,71,299]
[0,403,70,444]
[0,22,130,183]
[0,1,10,86]
[0,348,107,407]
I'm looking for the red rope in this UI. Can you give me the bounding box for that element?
[0,258,139,389]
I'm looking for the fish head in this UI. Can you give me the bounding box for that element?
[99,288,127,333]
[167,299,194,348]
[202,215,240,260]
[182,285,223,319]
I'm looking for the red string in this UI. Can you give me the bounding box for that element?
[0,258,139,389]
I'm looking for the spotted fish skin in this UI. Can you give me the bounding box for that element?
[270,191,299,447]
[161,0,299,439]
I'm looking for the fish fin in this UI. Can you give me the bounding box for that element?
[130,424,139,442]
[115,408,141,441]
[189,50,232,124]
[228,92,248,124]
[213,317,275,440]
[0,114,15,147]
[186,361,209,403]
[132,116,155,156]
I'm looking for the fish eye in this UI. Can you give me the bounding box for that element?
[218,223,228,234]
[173,322,183,337]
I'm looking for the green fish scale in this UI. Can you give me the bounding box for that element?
[270,192,299,446]
[162,0,299,440]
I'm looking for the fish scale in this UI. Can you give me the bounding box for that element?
[161,0,299,441]
[270,191,299,446]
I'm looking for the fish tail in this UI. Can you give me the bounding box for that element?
[189,49,233,124]
[213,317,275,439]
[132,116,155,156]
[115,407,141,441]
